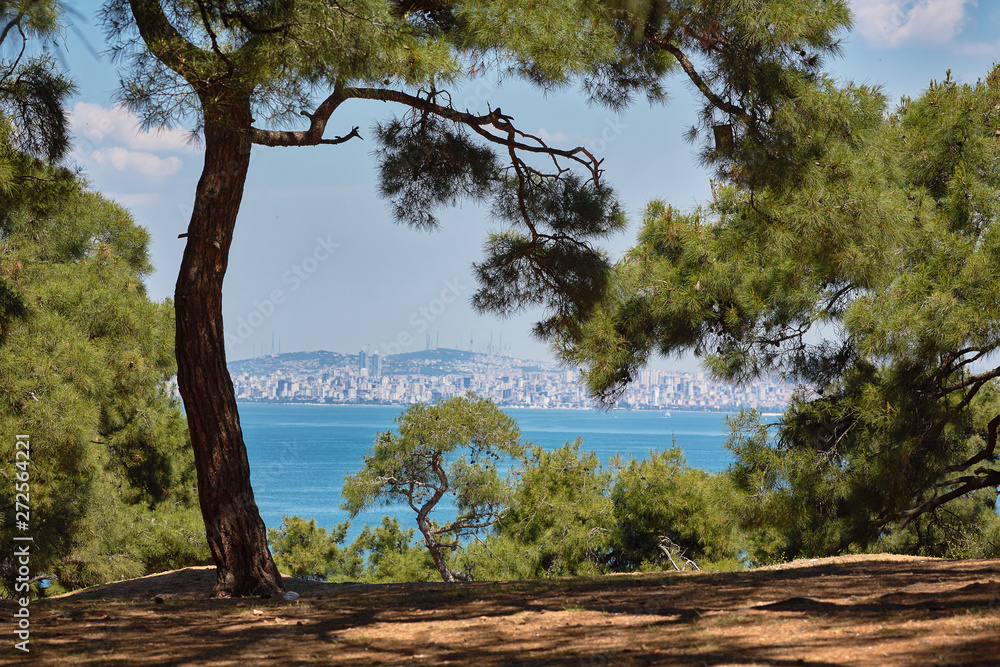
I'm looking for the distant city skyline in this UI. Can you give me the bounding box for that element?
[63,1,1000,372]
[228,348,795,411]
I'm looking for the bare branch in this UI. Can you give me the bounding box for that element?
[0,19,26,89]
[251,85,603,185]
[251,81,351,145]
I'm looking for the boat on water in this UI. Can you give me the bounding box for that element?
[664,411,672,418]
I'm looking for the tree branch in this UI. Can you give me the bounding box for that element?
[194,0,233,73]
[251,83,358,146]
[0,8,24,47]
[348,87,601,178]
[0,18,26,89]
[945,414,1000,473]
[126,0,215,79]
[251,85,603,184]
[642,28,750,123]
[608,8,754,126]
[901,465,1000,526]
[936,365,1000,397]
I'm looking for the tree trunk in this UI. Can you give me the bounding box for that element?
[175,88,283,597]
[416,515,470,583]
[418,520,456,583]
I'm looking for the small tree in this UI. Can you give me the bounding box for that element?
[610,449,742,571]
[268,515,434,583]
[483,439,614,579]
[342,395,522,582]
[347,516,435,583]
[480,441,743,578]
[267,516,358,581]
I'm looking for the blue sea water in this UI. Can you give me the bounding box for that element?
[240,403,736,541]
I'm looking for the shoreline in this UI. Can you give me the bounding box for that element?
[235,401,786,414]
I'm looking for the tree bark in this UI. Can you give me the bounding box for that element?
[414,465,470,583]
[417,518,458,583]
[175,87,283,597]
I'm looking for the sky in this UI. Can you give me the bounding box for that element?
[58,1,1000,369]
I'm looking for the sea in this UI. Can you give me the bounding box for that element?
[240,403,739,542]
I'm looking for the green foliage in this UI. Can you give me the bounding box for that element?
[564,66,1000,561]
[346,516,437,583]
[610,448,742,571]
[342,395,523,581]
[375,113,500,230]
[0,140,208,597]
[475,440,743,578]
[102,0,620,132]
[267,515,436,584]
[728,404,1000,564]
[476,439,614,579]
[268,516,359,581]
[561,77,894,400]
[0,1,76,161]
[592,1,852,165]
[474,173,627,340]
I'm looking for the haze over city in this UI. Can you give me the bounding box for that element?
[228,347,796,411]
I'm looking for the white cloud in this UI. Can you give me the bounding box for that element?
[90,146,183,178]
[536,128,568,144]
[69,102,197,154]
[955,35,1000,57]
[851,0,972,49]
[69,102,199,184]
[105,192,163,208]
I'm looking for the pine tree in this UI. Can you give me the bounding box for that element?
[0,1,76,162]
[102,0,851,595]
[0,1,207,596]
[342,395,522,582]
[0,132,208,595]
[561,67,1000,558]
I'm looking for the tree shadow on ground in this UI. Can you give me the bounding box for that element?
[8,557,1000,665]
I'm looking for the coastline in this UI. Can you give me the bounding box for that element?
[235,400,786,414]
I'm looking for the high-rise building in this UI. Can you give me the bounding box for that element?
[372,353,382,377]
[358,349,368,373]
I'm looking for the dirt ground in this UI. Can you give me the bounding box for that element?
[5,554,1000,666]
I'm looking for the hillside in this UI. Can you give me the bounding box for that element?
[11,555,1000,665]
[227,348,559,378]
[226,350,355,376]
